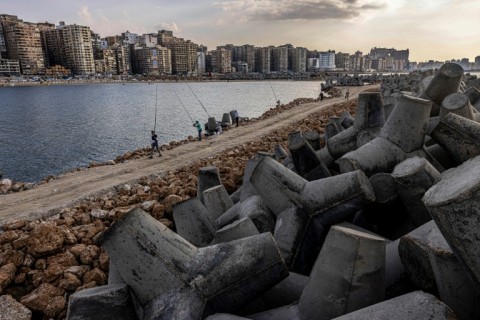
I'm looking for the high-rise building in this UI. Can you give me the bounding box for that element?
[255,47,270,73]
[335,52,350,70]
[43,22,95,75]
[290,47,307,73]
[319,50,336,70]
[95,49,117,74]
[112,43,131,75]
[209,48,232,73]
[158,30,198,75]
[133,46,171,75]
[475,56,480,70]
[0,14,46,75]
[271,46,288,73]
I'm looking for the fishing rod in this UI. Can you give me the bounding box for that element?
[268,80,279,104]
[173,90,195,124]
[153,84,158,131]
[183,77,211,118]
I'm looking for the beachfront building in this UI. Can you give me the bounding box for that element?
[43,22,95,75]
[139,33,158,48]
[112,43,131,75]
[197,51,206,74]
[370,47,409,70]
[319,50,336,70]
[307,58,320,72]
[95,49,117,75]
[335,52,351,71]
[133,45,172,75]
[475,56,480,70]
[255,47,271,73]
[0,14,46,75]
[290,47,307,74]
[209,48,232,74]
[0,58,20,75]
[158,29,199,75]
[271,46,288,73]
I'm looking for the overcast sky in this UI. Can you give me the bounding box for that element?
[2,0,478,62]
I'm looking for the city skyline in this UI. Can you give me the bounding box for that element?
[1,0,479,62]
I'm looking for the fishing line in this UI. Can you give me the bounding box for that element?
[153,84,158,131]
[173,90,195,124]
[268,80,279,103]
[184,77,211,118]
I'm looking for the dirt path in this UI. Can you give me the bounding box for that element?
[0,85,378,224]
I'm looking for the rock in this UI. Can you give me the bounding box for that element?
[27,224,65,257]
[90,208,108,219]
[0,263,16,294]
[0,294,32,320]
[1,219,26,231]
[83,268,107,286]
[59,273,83,291]
[162,194,183,213]
[0,230,19,244]
[19,283,64,314]
[79,245,100,265]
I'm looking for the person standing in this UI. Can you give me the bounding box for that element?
[149,130,162,158]
[320,92,324,101]
[194,120,203,141]
[345,89,350,100]
[234,110,239,127]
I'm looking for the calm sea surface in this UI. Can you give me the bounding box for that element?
[0,80,324,182]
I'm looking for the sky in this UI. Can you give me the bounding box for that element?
[1,0,479,62]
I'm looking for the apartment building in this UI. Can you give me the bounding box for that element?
[0,14,46,75]
[319,50,336,70]
[95,49,117,74]
[133,46,172,75]
[0,58,20,75]
[112,43,131,75]
[43,22,95,75]
[255,47,271,73]
[158,30,198,75]
[209,48,232,73]
[271,46,288,73]
[335,52,350,70]
[290,47,307,73]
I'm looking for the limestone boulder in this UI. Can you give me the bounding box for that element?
[27,224,65,257]
[0,263,16,294]
[19,283,65,314]
[0,294,31,320]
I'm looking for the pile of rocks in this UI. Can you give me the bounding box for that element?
[63,62,480,319]
[0,97,357,318]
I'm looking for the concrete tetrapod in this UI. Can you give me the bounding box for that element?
[338,94,432,176]
[100,208,289,316]
[303,130,321,151]
[398,220,438,292]
[298,223,386,320]
[222,113,233,126]
[288,131,330,178]
[197,166,222,204]
[173,197,218,247]
[216,195,276,233]
[66,284,136,320]
[423,155,480,289]
[427,226,480,320]
[391,156,440,227]
[330,291,456,320]
[249,156,375,217]
[418,62,464,116]
[431,112,480,165]
[210,217,259,245]
[203,184,234,221]
[324,92,385,160]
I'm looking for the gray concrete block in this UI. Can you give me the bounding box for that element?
[331,291,457,320]
[418,62,464,116]
[431,113,480,165]
[369,173,398,204]
[198,166,222,204]
[427,226,480,320]
[398,220,438,291]
[203,184,234,221]
[210,217,259,245]
[391,156,440,227]
[173,197,218,247]
[298,223,386,320]
[423,155,480,288]
[143,287,205,320]
[66,284,137,320]
[206,314,251,320]
[249,304,301,320]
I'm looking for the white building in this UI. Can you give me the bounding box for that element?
[319,50,336,70]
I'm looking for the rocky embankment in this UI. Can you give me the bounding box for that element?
[0,88,357,319]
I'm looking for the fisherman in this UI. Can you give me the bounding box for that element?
[149,130,162,158]
[320,92,324,101]
[234,110,239,127]
[345,89,350,100]
[276,100,281,107]
[193,120,203,141]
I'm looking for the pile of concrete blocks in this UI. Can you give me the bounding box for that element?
[67,63,480,319]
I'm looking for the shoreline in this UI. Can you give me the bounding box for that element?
[0,86,343,191]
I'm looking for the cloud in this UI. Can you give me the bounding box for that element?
[213,0,386,22]
[156,22,181,33]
